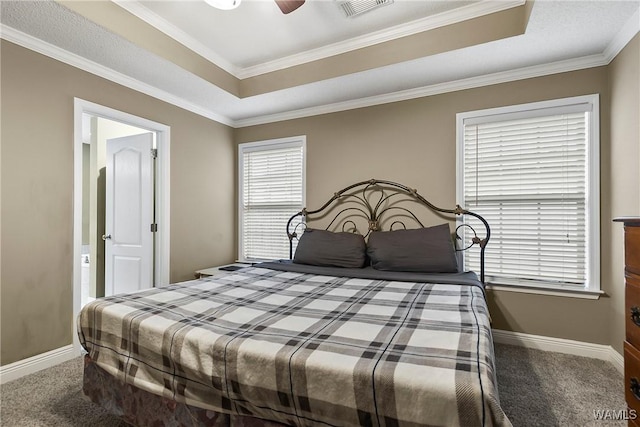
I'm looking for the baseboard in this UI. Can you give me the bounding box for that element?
[0,332,625,384]
[0,345,77,384]
[493,329,624,374]
[609,346,625,374]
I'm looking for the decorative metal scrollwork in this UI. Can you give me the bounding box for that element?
[342,220,358,234]
[455,224,487,251]
[455,224,478,251]
[389,221,407,231]
[285,179,491,283]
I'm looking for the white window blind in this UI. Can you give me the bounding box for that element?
[458,96,599,290]
[239,137,305,261]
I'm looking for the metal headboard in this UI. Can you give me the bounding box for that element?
[286,179,491,283]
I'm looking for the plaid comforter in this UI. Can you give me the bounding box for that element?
[78,265,511,427]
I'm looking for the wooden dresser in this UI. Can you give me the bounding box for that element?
[615,217,640,425]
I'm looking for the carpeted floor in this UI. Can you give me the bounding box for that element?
[494,344,625,426]
[0,343,626,426]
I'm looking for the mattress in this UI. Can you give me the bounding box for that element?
[77,262,511,427]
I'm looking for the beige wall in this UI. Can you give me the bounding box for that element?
[236,66,618,347]
[607,34,640,354]
[1,33,637,367]
[0,40,236,365]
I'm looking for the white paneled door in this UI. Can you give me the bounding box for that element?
[105,133,155,295]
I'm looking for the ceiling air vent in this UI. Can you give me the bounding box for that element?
[337,0,394,18]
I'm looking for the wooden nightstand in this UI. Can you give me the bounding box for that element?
[195,263,253,279]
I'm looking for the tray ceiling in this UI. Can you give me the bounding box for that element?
[1,0,638,127]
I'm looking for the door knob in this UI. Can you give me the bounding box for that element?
[102,234,112,241]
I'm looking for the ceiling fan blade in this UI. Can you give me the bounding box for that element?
[274,0,305,14]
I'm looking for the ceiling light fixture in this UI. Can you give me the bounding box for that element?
[204,0,241,10]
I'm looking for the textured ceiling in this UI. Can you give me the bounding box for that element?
[133,0,478,70]
[1,0,639,127]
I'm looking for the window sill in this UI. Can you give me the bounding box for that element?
[485,282,604,300]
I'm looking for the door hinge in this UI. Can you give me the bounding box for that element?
[151,148,158,159]
[150,223,158,232]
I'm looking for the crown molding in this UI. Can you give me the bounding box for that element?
[110,0,524,80]
[237,0,525,78]
[112,0,240,77]
[234,53,609,127]
[603,7,640,63]
[4,7,636,131]
[237,14,639,127]
[0,24,234,127]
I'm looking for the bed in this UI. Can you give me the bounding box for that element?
[78,179,511,427]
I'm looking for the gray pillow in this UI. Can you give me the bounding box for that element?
[293,229,366,268]
[367,224,458,273]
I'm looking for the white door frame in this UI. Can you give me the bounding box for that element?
[72,98,171,353]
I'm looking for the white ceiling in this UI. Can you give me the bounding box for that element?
[128,0,479,73]
[1,0,639,127]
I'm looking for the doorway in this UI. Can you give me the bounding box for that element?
[81,116,151,305]
[72,98,171,353]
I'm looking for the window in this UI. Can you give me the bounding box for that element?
[239,136,306,262]
[456,95,600,292]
